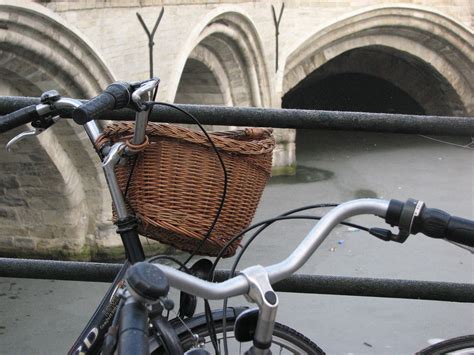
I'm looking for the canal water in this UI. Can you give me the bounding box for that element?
[1,130,473,354]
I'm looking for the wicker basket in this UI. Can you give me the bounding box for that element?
[96,122,275,257]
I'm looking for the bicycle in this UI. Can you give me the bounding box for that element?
[1,79,473,354]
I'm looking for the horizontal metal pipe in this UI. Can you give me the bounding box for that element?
[0,257,120,282]
[1,96,473,136]
[267,273,474,304]
[0,258,472,303]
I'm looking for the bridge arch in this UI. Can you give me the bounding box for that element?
[173,9,271,107]
[0,1,115,258]
[281,5,474,116]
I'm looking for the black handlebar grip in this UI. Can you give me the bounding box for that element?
[118,300,148,355]
[447,216,474,247]
[412,207,450,239]
[413,206,474,247]
[0,105,40,133]
[386,199,474,247]
[72,82,132,124]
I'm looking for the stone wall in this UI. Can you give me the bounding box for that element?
[0,0,472,259]
[0,1,118,259]
[42,0,473,106]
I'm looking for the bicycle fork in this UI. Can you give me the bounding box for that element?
[241,266,279,355]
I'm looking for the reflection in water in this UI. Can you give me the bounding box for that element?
[269,165,334,184]
[353,189,378,199]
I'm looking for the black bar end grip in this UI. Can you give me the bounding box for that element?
[414,207,474,247]
[118,301,148,355]
[0,105,39,133]
[72,82,132,125]
[447,216,474,247]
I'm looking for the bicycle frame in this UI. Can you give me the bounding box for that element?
[69,262,131,355]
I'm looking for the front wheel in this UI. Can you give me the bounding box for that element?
[151,307,324,354]
[417,335,474,355]
[180,320,325,354]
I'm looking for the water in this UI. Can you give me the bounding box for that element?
[0,130,473,354]
[269,165,334,184]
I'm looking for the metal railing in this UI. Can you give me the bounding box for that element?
[1,96,473,136]
[0,96,473,304]
[1,257,473,303]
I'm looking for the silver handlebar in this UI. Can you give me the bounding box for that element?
[131,78,160,146]
[131,78,160,104]
[43,81,159,147]
[54,98,103,143]
[155,199,390,300]
[23,80,160,148]
[267,198,389,283]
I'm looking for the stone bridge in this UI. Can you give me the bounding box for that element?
[0,0,472,259]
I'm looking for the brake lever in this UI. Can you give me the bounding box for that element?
[6,116,60,152]
[6,128,43,152]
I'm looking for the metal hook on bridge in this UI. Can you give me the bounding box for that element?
[136,8,165,79]
[271,3,285,73]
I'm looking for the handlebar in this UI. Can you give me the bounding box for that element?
[72,82,132,125]
[386,199,474,247]
[135,198,473,302]
[71,78,160,126]
[0,105,42,133]
[121,198,472,354]
[155,199,390,300]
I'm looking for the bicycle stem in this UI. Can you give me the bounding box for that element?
[240,265,279,354]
